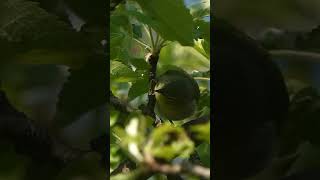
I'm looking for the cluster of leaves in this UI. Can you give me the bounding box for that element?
[110,0,210,179]
[0,0,107,179]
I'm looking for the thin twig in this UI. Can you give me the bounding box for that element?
[159,39,169,49]
[144,152,210,179]
[158,39,165,47]
[194,77,210,81]
[110,159,136,175]
[133,38,152,51]
[154,33,160,50]
[148,26,155,50]
[110,91,135,126]
[142,24,152,48]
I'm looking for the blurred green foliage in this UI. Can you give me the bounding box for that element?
[0,0,107,179]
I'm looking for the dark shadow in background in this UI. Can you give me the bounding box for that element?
[212,0,320,179]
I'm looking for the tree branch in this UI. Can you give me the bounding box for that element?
[110,159,136,176]
[109,91,136,126]
[144,152,210,179]
[109,90,131,114]
[110,150,211,179]
[144,52,161,126]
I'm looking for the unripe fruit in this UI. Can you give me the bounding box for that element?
[155,69,200,121]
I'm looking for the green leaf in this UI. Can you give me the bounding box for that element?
[195,20,210,40]
[159,42,210,73]
[1,64,63,122]
[129,58,149,70]
[110,144,123,172]
[111,61,139,82]
[0,0,81,46]
[110,6,132,34]
[135,0,194,46]
[110,12,133,64]
[110,31,126,48]
[110,107,120,127]
[190,122,210,144]
[198,89,210,108]
[55,57,107,127]
[132,24,143,38]
[13,49,87,68]
[128,77,148,101]
[112,115,151,162]
[0,0,90,67]
[125,9,158,29]
[144,123,194,161]
[194,39,210,59]
[196,143,210,167]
